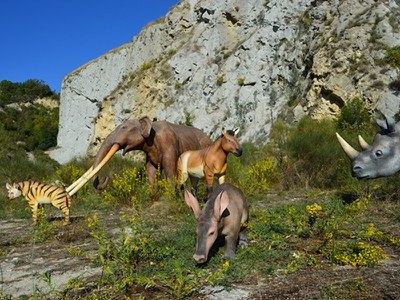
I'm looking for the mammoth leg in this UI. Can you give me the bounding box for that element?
[146,161,157,186]
[164,164,177,183]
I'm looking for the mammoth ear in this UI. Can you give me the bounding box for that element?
[184,190,202,220]
[139,116,152,138]
[213,190,230,220]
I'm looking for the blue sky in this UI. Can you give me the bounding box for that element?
[0,0,179,93]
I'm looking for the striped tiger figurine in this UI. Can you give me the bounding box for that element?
[6,181,71,225]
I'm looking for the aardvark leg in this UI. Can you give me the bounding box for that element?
[224,233,238,259]
[238,228,249,246]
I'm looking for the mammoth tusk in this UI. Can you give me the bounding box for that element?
[336,132,359,161]
[68,144,120,196]
[358,135,370,150]
[65,166,94,193]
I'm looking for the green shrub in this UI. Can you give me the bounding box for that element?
[0,104,59,151]
[0,79,57,106]
[384,46,400,69]
[337,97,371,131]
[285,117,343,188]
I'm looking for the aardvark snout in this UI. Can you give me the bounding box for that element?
[193,253,207,264]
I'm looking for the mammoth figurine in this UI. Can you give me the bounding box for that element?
[66,116,211,195]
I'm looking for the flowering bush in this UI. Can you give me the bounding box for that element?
[103,166,149,207]
[243,158,279,194]
[55,164,85,186]
[329,241,388,267]
[306,202,323,226]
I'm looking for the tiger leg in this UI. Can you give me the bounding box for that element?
[62,207,70,225]
[52,198,71,225]
[59,204,70,225]
[30,202,38,226]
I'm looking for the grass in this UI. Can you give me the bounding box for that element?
[1,169,399,299]
[1,111,399,298]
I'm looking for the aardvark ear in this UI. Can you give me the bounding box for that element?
[213,190,230,221]
[184,190,202,220]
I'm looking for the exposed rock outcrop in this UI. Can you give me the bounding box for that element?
[49,0,400,164]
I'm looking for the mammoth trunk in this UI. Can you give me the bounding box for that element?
[92,143,121,190]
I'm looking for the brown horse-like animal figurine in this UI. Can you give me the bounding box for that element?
[177,128,242,198]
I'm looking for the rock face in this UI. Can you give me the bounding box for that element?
[49,0,400,164]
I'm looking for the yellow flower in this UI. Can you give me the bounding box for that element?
[223,261,230,269]
[306,203,323,217]
[325,232,333,240]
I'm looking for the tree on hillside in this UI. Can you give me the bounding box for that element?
[0,79,58,106]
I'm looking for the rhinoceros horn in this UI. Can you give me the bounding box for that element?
[358,135,370,150]
[336,132,359,160]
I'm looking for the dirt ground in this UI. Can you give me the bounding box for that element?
[1,208,399,299]
[0,216,102,298]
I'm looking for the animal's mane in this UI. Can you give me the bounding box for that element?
[218,129,235,139]
[226,130,235,136]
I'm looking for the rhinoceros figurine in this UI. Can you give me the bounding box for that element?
[336,114,400,179]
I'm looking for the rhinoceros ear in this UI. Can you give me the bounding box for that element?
[377,114,396,133]
[139,116,152,138]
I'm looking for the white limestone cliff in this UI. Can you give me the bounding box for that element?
[49,0,400,163]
